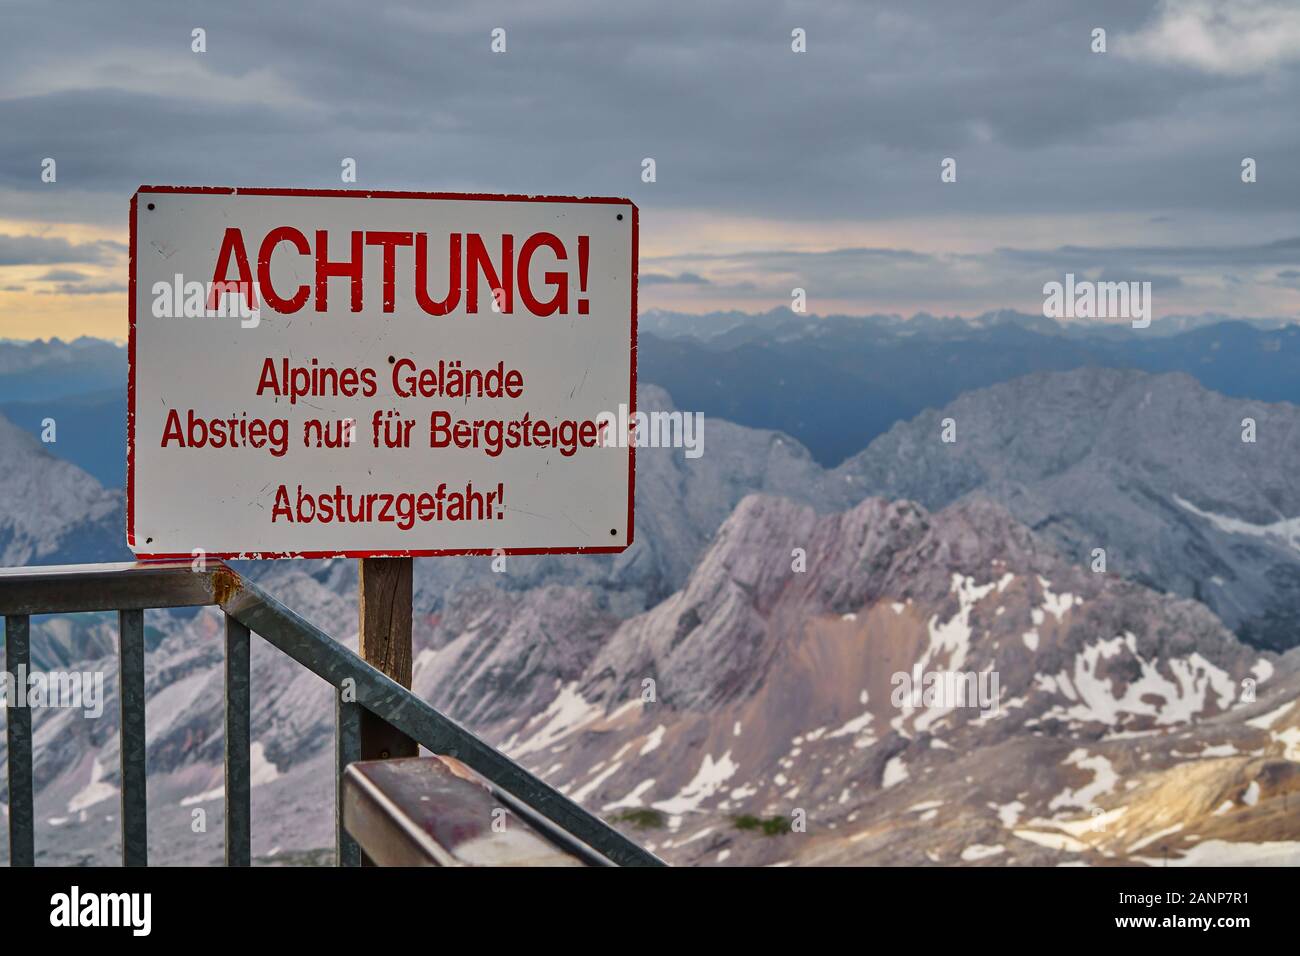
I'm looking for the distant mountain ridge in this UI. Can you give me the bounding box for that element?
[8,314,1300,477]
[0,388,124,488]
[0,337,127,486]
[639,307,1296,343]
[0,412,126,566]
[640,312,1300,465]
[4,363,1297,652]
[0,337,126,403]
[3,365,1299,865]
[834,368,1300,651]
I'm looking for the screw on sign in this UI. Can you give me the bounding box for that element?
[130,186,638,790]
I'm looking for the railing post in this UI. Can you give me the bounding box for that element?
[224,614,251,866]
[335,697,361,866]
[5,615,34,866]
[356,557,416,866]
[357,558,417,763]
[118,609,147,866]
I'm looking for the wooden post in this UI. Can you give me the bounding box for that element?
[358,558,418,762]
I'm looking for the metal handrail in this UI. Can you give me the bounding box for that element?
[0,561,662,867]
[342,757,608,866]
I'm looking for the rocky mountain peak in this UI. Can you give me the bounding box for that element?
[0,412,124,565]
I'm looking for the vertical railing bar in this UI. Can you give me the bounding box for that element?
[335,697,361,867]
[5,615,34,866]
[224,614,251,867]
[117,609,147,866]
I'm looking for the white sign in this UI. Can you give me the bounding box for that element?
[129,187,637,558]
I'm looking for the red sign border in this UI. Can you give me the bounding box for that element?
[127,185,638,560]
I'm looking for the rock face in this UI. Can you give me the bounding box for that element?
[378,382,845,620]
[411,584,621,729]
[834,368,1300,651]
[404,370,1300,652]
[4,370,1300,866]
[4,487,1297,866]
[489,493,1299,867]
[0,412,126,566]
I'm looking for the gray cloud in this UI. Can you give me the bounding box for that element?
[644,232,1296,315]
[993,236,1300,270]
[0,233,123,265]
[2,1,1298,220]
[641,271,712,285]
[0,0,1296,315]
[35,282,127,295]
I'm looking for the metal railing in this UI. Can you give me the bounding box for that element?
[343,756,606,866]
[0,561,662,867]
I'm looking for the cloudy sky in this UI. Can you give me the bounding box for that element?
[1,0,1298,339]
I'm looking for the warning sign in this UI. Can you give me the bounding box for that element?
[128,187,637,558]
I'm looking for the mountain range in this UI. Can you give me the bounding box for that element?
[0,412,124,566]
[5,480,1296,865]
[487,493,1298,866]
[834,368,1300,651]
[2,312,1299,866]
[641,310,1300,466]
[10,313,1300,481]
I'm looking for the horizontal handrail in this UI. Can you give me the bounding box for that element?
[342,757,599,866]
[0,561,663,867]
[0,560,235,614]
